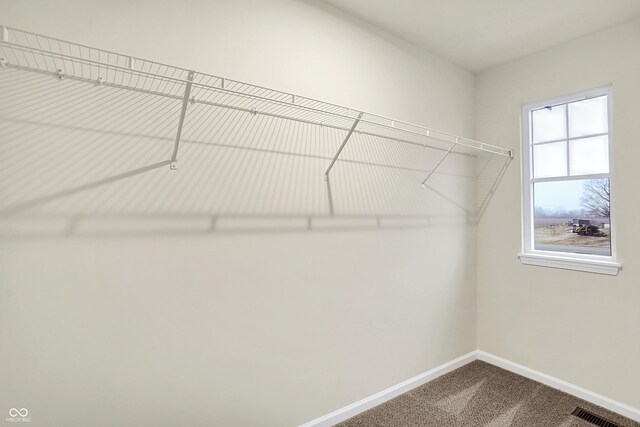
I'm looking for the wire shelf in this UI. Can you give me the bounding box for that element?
[0,25,512,159]
[0,25,512,234]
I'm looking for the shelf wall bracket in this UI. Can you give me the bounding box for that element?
[324,112,364,181]
[170,70,195,170]
[421,141,456,187]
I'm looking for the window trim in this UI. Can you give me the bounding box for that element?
[519,86,620,275]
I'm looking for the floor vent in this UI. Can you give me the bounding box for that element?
[571,407,620,427]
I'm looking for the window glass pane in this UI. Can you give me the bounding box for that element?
[533,141,567,178]
[568,96,608,138]
[533,179,611,256]
[532,104,566,143]
[569,136,609,176]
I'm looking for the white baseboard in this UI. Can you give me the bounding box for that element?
[476,350,640,423]
[299,350,640,426]
[298,351,477,427]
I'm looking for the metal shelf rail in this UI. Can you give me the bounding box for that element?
[0,25,512,186]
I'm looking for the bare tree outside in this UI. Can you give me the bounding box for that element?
[581,179,610,217]
[532,179,611,256]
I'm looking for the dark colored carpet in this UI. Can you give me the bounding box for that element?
[337,360,639,427]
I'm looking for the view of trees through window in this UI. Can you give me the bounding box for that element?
[533,178,611,256]
[528,93,612,257]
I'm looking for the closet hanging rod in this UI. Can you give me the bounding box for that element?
[2,41,361,120]
[0,24,477,135]
[0,25,513,159]
[0,26,356,113]
[3,61,469,159]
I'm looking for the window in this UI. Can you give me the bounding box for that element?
[519,87,620,275]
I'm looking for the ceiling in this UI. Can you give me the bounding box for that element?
[322,0,640,72]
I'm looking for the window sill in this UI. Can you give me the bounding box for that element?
[518,252,621,276]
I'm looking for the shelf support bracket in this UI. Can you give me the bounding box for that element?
[421,141,456,187]
[324,112,363,181]
[170,70,195,170]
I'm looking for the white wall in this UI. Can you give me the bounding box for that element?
[476,18,640,410]
[0,1,479,426]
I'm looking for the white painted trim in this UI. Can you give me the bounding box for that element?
[298,351,477,427]
[300,350,640,426]
[477,351,640,423]
[518,252,621,275]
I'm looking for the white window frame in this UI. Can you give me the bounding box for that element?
[519,86,620,275]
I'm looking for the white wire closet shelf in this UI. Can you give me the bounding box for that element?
[0,25,511,170]
[0,25,513,233]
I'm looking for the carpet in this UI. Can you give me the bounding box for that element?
[336,360,639,427]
